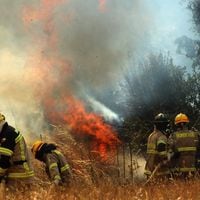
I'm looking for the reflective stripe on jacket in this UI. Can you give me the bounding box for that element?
[8,134,34,179]
[0,122,34,179]
[145,129,169,176]
[169,129,199,173]
[44,150,70,182]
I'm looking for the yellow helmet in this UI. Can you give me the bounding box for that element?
[175,113,189,125]
[0,113,5,122]
[31,141,44,157]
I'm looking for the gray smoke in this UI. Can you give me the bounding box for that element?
[0,0,152,138]
[0,0,152,88]
[86,95,123,123]
[0,57,45,140]
[57,0,151,90]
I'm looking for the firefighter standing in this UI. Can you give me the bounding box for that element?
[31,141,71,186]
[169,113,199,178]
[0,113,34,183]
[144,113,170,180]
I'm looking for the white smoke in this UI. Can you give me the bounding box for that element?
[57,0,152,89]
[86,95,123,123]
[0,49,45,139]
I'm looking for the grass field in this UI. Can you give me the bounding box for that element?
[5,178,200,200]
[4,129,200,200]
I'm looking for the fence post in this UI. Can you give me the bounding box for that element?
[122,144,126,180]
[129,143,133,183]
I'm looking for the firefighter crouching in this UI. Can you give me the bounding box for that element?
[31,141,71,186]
[169,113,199,179]
[0,113,34,184]
[144,113,171,181]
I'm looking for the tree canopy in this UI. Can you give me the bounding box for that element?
[119,52,200,148]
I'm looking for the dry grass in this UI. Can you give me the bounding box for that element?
[5,127,200,200]
[5,179,200,200]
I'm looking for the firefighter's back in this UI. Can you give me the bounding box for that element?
[173,129,198,174]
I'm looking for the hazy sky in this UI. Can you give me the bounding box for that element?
[149,0,196,66]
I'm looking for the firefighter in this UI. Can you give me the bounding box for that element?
[0,113,34,183]
[31,141,71,186]
[169,113,199,179]
[144,113,171,180]
[194,128,200,172]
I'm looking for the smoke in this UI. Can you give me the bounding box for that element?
[86,95,122,123]
[57,0,151,90]
[0,49,45,137]
[0,0,38,51]
[0,0,152,88]
[0,0,152,138]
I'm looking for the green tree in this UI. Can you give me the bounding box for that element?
[187,66,200,125]
[123,53,189,119]
[188,0,200,33]
[180,0,200,124]
[120,53,192,148]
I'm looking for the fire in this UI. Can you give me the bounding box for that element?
[63,97,120,161]
[42,95,120,161]
[22,0,120,161]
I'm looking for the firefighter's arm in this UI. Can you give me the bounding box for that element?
[157,138,169,166]
[0,155,11,181]
[54,150,71,174]
[46,154,62,185]
[167,135,176,160]
[168,134,181,160]
[0,136,15,181]
[157,139,167,157]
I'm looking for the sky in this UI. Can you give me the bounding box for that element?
[149,0,197,66]
[0,0,197,134]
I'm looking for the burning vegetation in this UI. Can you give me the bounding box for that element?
[22,0,121,162]
[1,0,200,199]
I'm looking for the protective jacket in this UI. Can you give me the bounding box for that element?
[0,122,34,180]
[144,129,169,176]
[45,150,70,183]
[195,130,200,169]
[36,144,70,184]
[169,128,199,173]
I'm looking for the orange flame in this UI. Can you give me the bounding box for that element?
[22,0,119,161]
[42,96,120,161]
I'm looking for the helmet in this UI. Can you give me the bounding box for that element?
[154,113,169,132]
[31,141,44,157]
[175,113,189,125]
[0,113,5,122]
[154,113,169,124]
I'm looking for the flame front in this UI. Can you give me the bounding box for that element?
[22,0,119,161]
[63,97,120,161]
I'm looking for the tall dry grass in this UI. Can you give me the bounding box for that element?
[5,179,200,200]
[5,127,200,200]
